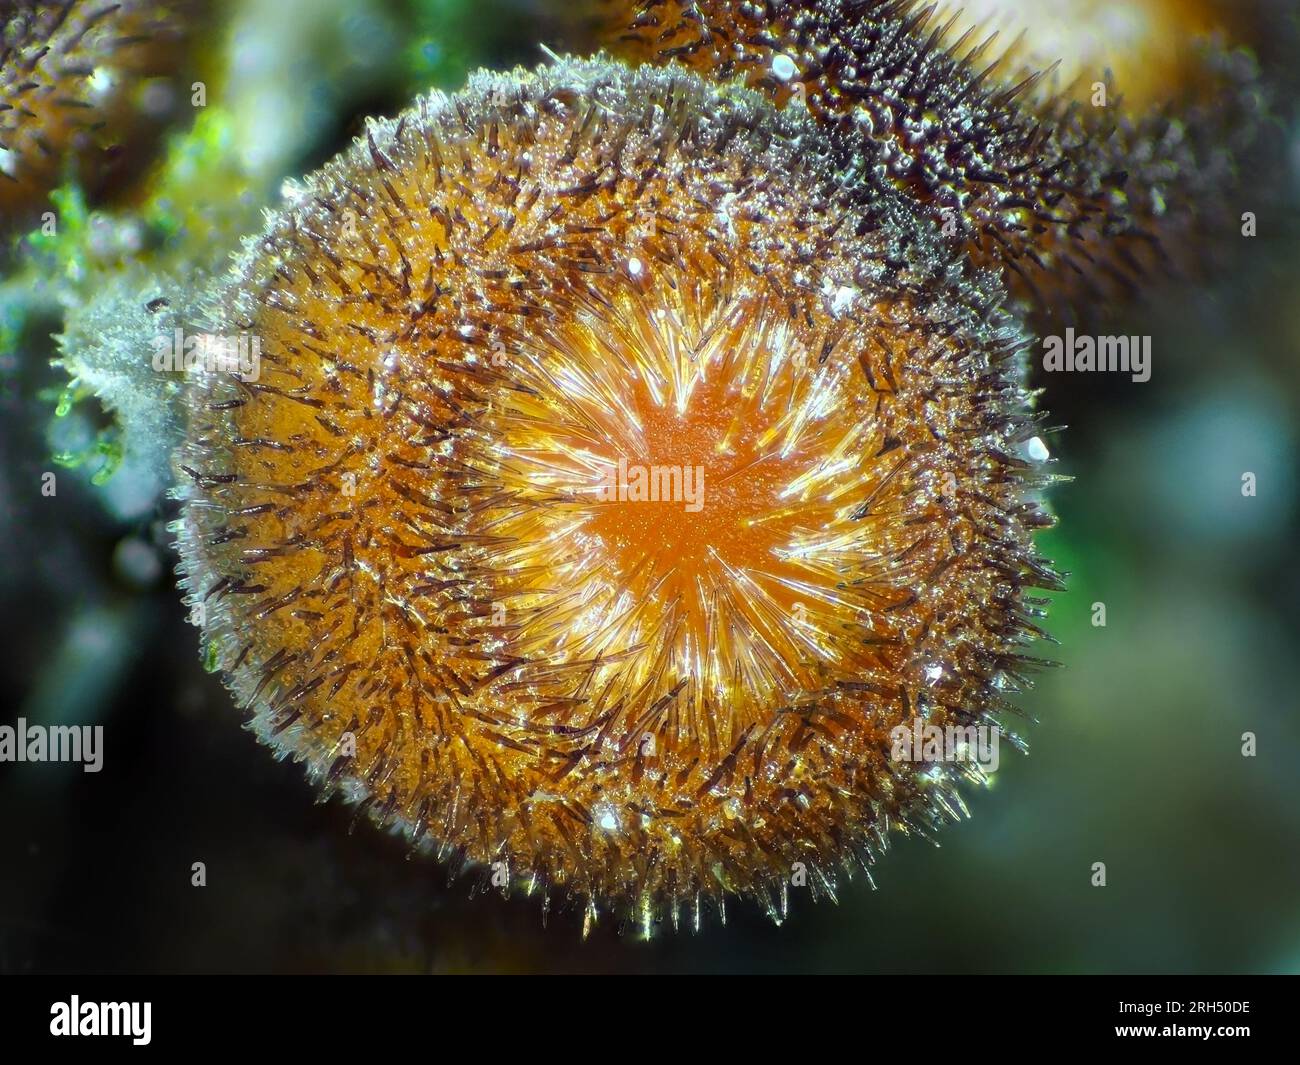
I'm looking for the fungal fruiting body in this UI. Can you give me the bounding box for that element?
[928,0,1225,111]
[175,59,1055,930]
[0,0,202,224]
[595,0,1266,311]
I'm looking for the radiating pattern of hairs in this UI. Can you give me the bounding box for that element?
[174,59,1058,932]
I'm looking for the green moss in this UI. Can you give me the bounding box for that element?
[0,293,24,360]
[53,380,90,419]
[20,184,91,283]
[141,106,258,265]
[51,424,124,485]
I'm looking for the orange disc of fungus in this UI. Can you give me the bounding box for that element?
[175,58,1056,932]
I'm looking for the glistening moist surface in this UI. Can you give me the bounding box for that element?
[174,59,1054,929]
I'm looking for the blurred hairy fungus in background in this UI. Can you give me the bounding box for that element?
[0,0,1298,975]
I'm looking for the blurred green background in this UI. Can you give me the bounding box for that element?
[0,0,1297,973]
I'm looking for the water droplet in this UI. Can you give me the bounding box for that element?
[88,67,115,97]
[772,54,798,82]
[1025,436,1050,463]
[594,804,621,833]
